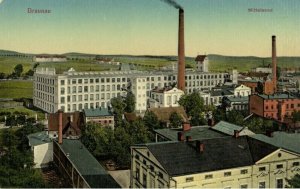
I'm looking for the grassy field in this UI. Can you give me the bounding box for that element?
[208,55,300,72]
[0,57,33,74]
[38,59,119,74]
[0,80,33,99]
[0,106,44,120]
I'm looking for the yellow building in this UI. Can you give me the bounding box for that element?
[130,136,300,188]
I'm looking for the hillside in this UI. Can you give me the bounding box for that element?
[0,50,299,73]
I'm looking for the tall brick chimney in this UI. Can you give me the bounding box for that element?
[272,35,277,92]
[177,9,185,91]
[58,110,63,144]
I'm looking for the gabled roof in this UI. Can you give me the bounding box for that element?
[143,136,278,176]
[147,106,188,123]
[257,93,298,100]
[154,126,227,141]
[56,139,120,188]
[48,111,83,135]
[212,121,240,135]
[210,89,233,97]
[27,131,51,146]
[83,108,113,117]
[226,96,249,103]
[195,55,207,62]
[250,132,300,154]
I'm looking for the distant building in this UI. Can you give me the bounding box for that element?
[224,96,249,111]
[33,55,67,62]
[33,66,232,113]
[249,93,300,122]
[146,106,188,127]
[252,66,272,74]
[238,79,260,94]
[195,55,209,72]
[131,77,147,112]
[83,107,114,129]
[95,57,120,65]
[27,131,53,168]
[131,136,300,188]
[149,87,184,108]
[234,84,251,97]
[48,111,84,139]
[53,139,121,188]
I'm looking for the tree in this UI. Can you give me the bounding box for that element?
[179,91,205,125]
[124,91,135,113]
[0,72,6,79]
[227,110,244,126]
[244,117,264,133]
[286,174,300,188]
[13,64,23,77]
[111,97,126,127]
[25,69,34,76]
[169,112,183,128]
[257,81,264,94]
[143,111,161,130]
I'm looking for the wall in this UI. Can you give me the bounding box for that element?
[33,142,53,168]
[249,95,264,116]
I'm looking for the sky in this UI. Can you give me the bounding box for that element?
[0,0,299,57]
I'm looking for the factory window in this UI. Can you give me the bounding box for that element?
[90,79,94,83]
[96,94,99,100]
[72,95,76,102]
[276,179,283,188]
[286,104,289,109]
[68,79,71,84]
[90,86,94,92]
[78,104,82,110]
[101,78,105,83]
[101,85,105,91]
[143,172,147,187]
[205,174,213,179]
[298,103,300,107]
[106,78,110,82]
[112,78,115,82]
[90,103,94,109]
[224,172,231,177]
[67,96,70,102]
[78,95,82,101]
[61,88,65,95]
[60,97,65,103]
[84,79,88,84]
[240,184,248,189]
[78,86,82,92]
[96,85,99,92]
[72,79,76,84]
[84,86,88,92]
[259,167,266,172]
[90,94,94,101]
[276,164,283,169]
[293,162,299,166]
[241,169,248,174]
[117,78,120,82]
[78,79,82,84]
[112,85,115,91]
[266,106,268,110]
[158,172,163,179]
[135,164,140,180]
[259,181,265,189]
[291,104,294,108]
[60,80,65,85]
[84,94,88,101]
[186,177,194,182]
[151,77,154,81]
[72,86,76,93]
[107,85,110,91]
[95,78,99,83]
[84,103,88,109]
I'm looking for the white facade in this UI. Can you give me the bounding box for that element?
[131,77,147,112]
[149,87,184,108]
[34,67,231,113]
[234,84,251,97]
[197,56,209,72]
[31,142,53,168]
[252,67,272,73]
[34,56,67,62]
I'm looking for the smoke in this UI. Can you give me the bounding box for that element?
[161,0,183,9]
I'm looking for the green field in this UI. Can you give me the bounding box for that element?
[208,55,300,72]
[0,57,33,74]
[0,106,44,120]
[39,59,119,74]
[0,80,33,99]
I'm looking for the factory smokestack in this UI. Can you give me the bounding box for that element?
[272,35,277,92]
[177,8,185,91]
[161,0,182,9]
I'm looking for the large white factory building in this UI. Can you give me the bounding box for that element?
[33,64,237,113]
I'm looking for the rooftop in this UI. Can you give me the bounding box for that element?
[141,136,278,176]
[154,126,227,141]
[226,96,249,102]
[257,93,298,100]
[56,139,120,188]
[148,106,188,123]
[195,55,207,62]
[211,121,255,136]
[27,131,51,146]
[250,132,300,154]
[83,107,113,117]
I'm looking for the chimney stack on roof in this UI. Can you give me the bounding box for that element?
[196,140,205,153]
[177,131,184,141]
[233,130,240,138]
[208,118,215,127]
[186,135,192,142]
[182,122,191,131]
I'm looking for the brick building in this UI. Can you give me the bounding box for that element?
[249,94,300,122]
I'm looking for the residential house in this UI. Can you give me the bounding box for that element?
[83,107,114,129]
[149,87,184,108]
